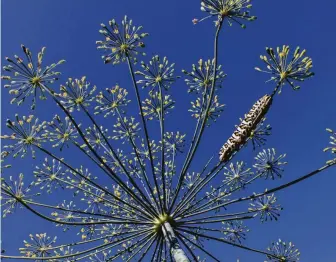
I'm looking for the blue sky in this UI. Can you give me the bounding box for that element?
[1,0,336,261]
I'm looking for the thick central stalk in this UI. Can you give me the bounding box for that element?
[162,222,190,262]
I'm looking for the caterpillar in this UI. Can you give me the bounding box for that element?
[219,94,273,162]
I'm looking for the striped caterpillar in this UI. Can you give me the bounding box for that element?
[219,94,273,162]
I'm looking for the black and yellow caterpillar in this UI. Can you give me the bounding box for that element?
[219,94,273,162]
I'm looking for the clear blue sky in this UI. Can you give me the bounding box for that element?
[2,0,336,261]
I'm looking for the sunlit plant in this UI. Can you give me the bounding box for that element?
[1,1,335,261]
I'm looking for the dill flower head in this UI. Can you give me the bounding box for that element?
[142,91,175,121]
[222,221,249,244]
[95,85,130,117]
[33,158,66,193]
[112,117,140,143]
[2,45,65,109]
[189,95,225,124]
[249,194,283,222]
[196,0,256,28]
[253,148,287,180]
[266,239,300,262]
[97,16,148,64]
[84,125,108,151]
[19,233,57,258]
[164,132,186,155]
[1,174,38,217]
[223,161,253,190]
[248,118,272,150]
[58,77,96,112]
[44,115,78,150]
[182,59,226,94]
[255,46,314,93]
[135,55,179,90]
[183,172,201,189]
[2,115,46,158]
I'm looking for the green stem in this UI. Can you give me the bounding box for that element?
[37,145,152,220]
[81,105,156,213]
[158,82,167,212]
[182,162,336,219]
[126,56,164,214]
[115,108,160,213]
[2,187,149,226]
[42,84,158,218]
[169,21,224,214]
[178,228,277,259]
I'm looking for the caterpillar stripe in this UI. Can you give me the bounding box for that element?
[219,94,273,162]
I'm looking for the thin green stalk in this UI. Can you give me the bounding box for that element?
[179,173,264,218]
[126,56,164,214]
[50,176,150,221]
[42,84,158,218]
[2,187,149,226]
[182,162,336,219]
[169,21,224,214]
[115,108,160,213]
[124,233,156,262]
[175,231,197,261]
[105,232,154,261]
[178,215,254,225]
[158,82,167,212]
[172,162,223,217]
[178,231,221,262]
[37,145,152,220]
[177,228,277,259]
[25,200,145,222]
[178,211,255,224]
[138,234,159,262]
[73,229,154,261]
[81,105,156,213]
[150,234,162,261]
[172,156,215,217]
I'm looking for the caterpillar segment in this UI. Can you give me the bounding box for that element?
[219,94,273,162]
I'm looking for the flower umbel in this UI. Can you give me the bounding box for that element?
[95,85,130,117]
[223,161,253,190]
[33,158,66,193]
[136,55,179,90]
[2,45,64,109]
[197,0,256,28]
[112,117,140,143]
[249,194,282,222]
[2,115,46,158]
[97,16,148,64]
[84,125,108,151]
[189,95,225,124]
[164,132,186,155]
[19,233,57,258]
[266,239,300,262]
[142,92,175,121]
[183,172,201,190]
[51,201,78,231]
[255,46,314,93]
[248,118,272,150]
[253,148,287,179]
[222,221,249,244]
[58,77,96,112]
[1,174,37,217]
[44,115,78,150]
[182,59,226,94]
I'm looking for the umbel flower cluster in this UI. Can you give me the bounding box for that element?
[1,1,334,262]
